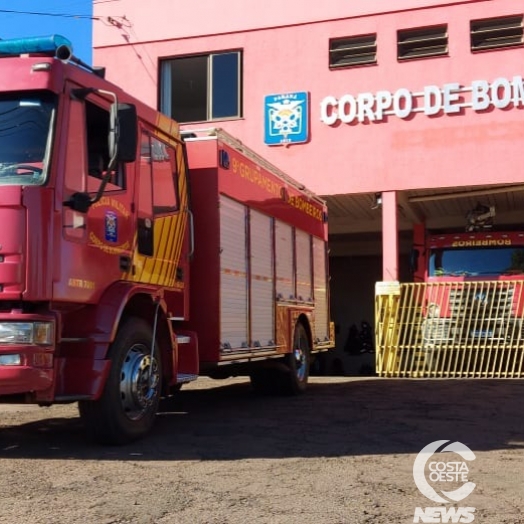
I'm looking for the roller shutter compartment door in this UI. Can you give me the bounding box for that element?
[313,236,329,342]
[219,195,248,350]
[250,210,275,347]
[275,220,294,301]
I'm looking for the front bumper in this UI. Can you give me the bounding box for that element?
[0,355,53,396]
[0,314,55,398]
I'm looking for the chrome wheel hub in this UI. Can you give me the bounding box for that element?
[294,338,307,381]
[120,344,159,421]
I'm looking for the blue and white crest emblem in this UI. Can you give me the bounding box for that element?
[264,92,309,145]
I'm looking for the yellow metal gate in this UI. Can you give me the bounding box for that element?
[375,280,524,378]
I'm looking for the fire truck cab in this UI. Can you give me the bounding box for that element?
[393,222,524,376]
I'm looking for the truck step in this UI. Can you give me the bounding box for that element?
[176,335,191,345]
[176,373,198,384]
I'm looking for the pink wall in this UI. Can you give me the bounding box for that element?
[93,0,524,196]
[93,0,480,46]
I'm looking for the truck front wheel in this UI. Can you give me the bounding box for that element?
[79,318,162,445]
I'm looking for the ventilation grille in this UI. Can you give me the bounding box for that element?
[471,15,524,51]
[398,25,448,60]
[329,34,377,68]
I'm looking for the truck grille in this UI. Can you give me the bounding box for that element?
[447,284,516,344]
[376,280,524,378]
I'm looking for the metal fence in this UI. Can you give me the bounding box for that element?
[375,280,524,378]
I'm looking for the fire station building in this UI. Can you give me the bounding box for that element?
[93,0,524,372]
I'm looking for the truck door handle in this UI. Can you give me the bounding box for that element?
[187,208,195,259]
[119,255,132,272]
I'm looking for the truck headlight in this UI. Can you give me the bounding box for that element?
[0,354,21,365]
[0,322,54,345]
[427,303,441,318]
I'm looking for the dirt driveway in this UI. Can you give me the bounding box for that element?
[0,376,523,524]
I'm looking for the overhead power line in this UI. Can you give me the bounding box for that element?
[0,9,95,20]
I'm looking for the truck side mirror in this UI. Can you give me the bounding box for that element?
[65,103,138,213]
[410,248,419,274]
[107,102,137,170]
[86,103,138,211]
[65,93,138,213]
[115,103,137,162]
[72,88,137,164]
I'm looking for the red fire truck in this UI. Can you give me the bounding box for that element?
[410,212,524,375]
[0,35,333,443]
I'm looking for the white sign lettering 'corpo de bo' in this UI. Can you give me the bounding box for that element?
[320,75,524,125]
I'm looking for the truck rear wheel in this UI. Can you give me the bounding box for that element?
[282,322,310,395]
[79,318,162,445]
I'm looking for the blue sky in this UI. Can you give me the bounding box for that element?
[0,1,93,63]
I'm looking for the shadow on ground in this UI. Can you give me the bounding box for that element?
[0,378,523,461]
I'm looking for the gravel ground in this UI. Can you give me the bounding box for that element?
[0,376,523,524]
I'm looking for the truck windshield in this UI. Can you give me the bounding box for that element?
[429,247,524,277]
[0,92,55,186]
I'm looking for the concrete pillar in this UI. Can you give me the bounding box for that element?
[381,190,398,281]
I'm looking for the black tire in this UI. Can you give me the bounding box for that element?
[281,322,310,395]
[78,318,162,445]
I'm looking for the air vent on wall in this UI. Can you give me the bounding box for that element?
[471,15,524,51]
[397,25,448,60]
[329,34,377,69]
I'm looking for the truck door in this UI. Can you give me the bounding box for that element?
[130,130,188,292]
[55,90,134,302]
